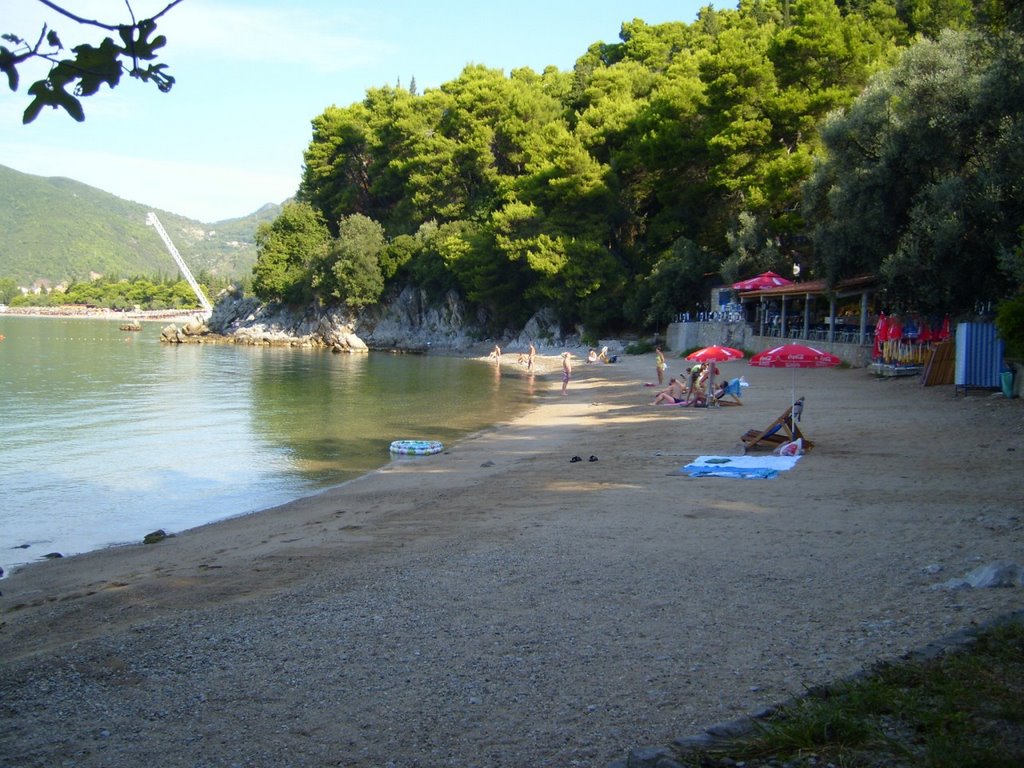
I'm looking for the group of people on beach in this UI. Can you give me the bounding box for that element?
[487,342,736,404]
[487,342,574,395]
[585,346,616,364]
[490,342,537,372]
[650,359,724,406]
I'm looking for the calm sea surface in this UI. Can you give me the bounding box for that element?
[0,316,535,575]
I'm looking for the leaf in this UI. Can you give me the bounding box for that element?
[60,91,85,122]
[1,61,19,92]
[22,95,44,124]
[130,21,166,60]
[24,79,85,122]
[70,39,124,96]
[0,47,20,91]
[46,29,62,49]
[118,25,135,49]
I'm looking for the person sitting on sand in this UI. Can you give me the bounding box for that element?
[587,348,598,364]
[651,378,686,405]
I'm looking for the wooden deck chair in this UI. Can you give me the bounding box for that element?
[740,398,813,452]
[712,377,745,406]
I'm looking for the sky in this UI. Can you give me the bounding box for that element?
[2,0,714,222]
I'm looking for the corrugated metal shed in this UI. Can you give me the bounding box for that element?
[955,322,1004,394]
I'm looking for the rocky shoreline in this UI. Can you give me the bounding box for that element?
[158,287,585,355]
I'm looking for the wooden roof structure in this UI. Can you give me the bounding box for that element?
[734,274,879,345]
[735,274,877,301]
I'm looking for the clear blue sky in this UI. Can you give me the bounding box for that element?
[2,1,714,222]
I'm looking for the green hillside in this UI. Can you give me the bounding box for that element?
[0,164,282,285]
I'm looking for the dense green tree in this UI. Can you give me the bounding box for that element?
[995,292,1024,360]
[278,4,1024,334]
[300,103,376,231]
[379,234,418,282]
[0,277,18,304]
[327,214,386,307]
[12,274,206,310]
[403,221,461,301]
[804,27,1024,312]
[625,237,720,327]
[251,202,330,305]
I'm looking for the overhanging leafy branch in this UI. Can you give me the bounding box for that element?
[0,0,183,123]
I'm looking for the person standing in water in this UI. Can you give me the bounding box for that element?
[561,352,572,395]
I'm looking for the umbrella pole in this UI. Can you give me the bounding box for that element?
[791,369,796,433]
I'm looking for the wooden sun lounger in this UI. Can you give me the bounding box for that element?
[740,399,813,452]
[712,378,744,406]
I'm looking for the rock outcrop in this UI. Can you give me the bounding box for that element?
[166,285,583,353]
[160,315,210,344]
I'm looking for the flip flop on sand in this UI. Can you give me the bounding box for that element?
[570,455,582,463]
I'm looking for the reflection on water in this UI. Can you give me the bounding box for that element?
[0,316,534,574]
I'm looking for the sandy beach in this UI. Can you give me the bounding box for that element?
[2,350,1022,767]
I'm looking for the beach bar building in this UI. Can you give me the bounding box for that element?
[734,274,879,345]
[667,275,880,367]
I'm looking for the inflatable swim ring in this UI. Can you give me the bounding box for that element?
[389,439,444,456]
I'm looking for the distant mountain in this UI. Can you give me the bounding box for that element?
[0,164,284,286]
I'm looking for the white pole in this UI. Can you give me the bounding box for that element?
[146,212,213,314]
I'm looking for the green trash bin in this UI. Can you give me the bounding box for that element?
[1001,370,1014,398]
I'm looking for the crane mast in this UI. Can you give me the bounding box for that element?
[146,212,213,314]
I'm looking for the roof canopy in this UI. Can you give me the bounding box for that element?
[734,274,876,300]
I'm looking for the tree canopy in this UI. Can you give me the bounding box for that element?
[254,0,1023,334]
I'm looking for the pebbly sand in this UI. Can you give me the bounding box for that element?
[1,350,1022,767]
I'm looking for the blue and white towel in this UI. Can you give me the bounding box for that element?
[682,454,801,479]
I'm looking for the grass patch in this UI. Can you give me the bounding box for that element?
[673,621,1024,767]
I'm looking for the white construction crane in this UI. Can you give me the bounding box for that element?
[146,212,214,314]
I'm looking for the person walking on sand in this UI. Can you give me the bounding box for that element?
[561,352,571,395]
[655,346,666,385]
[528,343,537,372]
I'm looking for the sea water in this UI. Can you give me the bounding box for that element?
[0,316,534,575]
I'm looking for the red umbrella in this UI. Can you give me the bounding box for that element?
[732,271,793,291]
[749,343,841,419]
[749,344,840,369]
[873,312,888,359]
[686,345,744,364]
[686,346,745,406]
